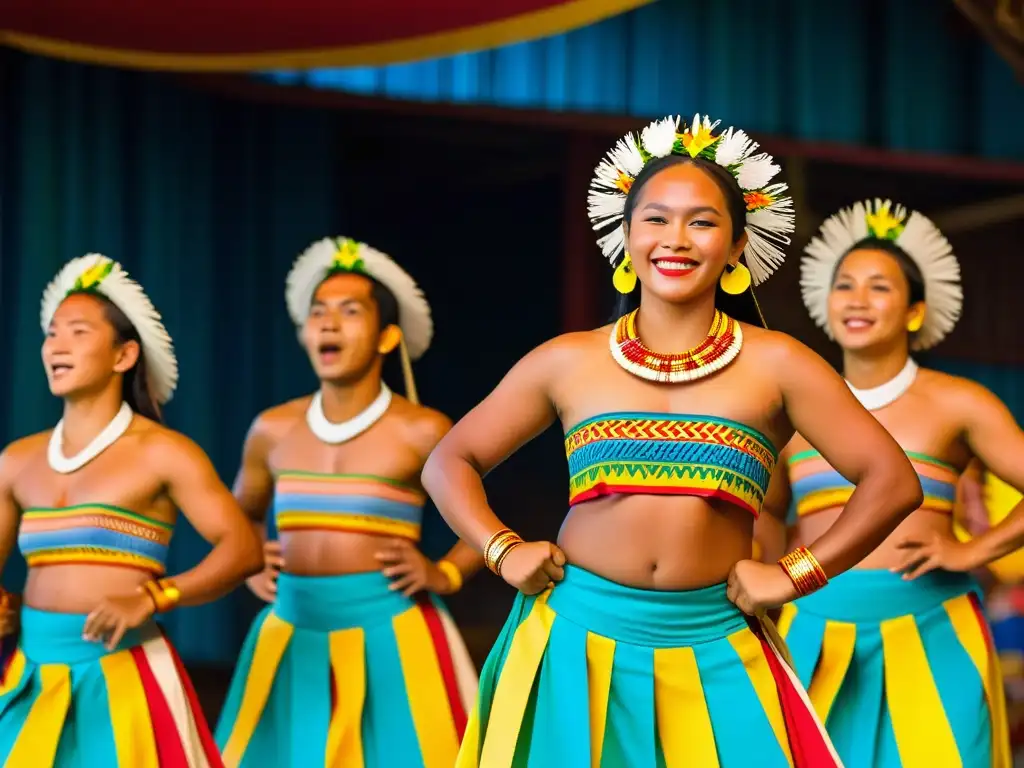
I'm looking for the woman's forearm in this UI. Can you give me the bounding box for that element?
[963,500,1024,568]
[806,468,922,576]
[162,529,263,608]
[438,539,485,579]
[422,451,509,551]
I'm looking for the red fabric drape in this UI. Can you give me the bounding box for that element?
[0,0,655,72]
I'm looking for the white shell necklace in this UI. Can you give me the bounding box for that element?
[48,401,134,474]
[306,384,392,444]
[847,358,919,411]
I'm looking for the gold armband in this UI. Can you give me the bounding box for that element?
[141,578,181,613]
[483,528,524,576]
[436,559,463,593]
[778,547,828,597]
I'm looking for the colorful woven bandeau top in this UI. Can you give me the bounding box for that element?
[18,504,173,575]
[273,471,425,541]
[788,449,958,518]
[564,413,778,517]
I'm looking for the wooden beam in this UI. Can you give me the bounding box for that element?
[932,193,1024,232]
[174,73,1024,184]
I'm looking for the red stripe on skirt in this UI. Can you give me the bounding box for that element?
[969,592,998,651]
[751,623,839,768]
[163,633,225,766]
[416,597,467,738]
[131,645,192,768]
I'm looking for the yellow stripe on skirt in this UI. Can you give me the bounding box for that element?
[0,607,221,767]
[459,565,841,767]
[215,571,478,768]
[779,569,1010,768]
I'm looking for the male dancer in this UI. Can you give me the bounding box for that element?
[216,237,480,768]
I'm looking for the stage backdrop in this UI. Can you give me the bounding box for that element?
[261,0,1024,160]
[0,52,345,662]
[0,0,653,71]
[0,50,571,664]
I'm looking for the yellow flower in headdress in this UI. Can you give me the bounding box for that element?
[679,124,718,158]
[72,259,114,292]
[865,202,906,241]
[330,238,366,273]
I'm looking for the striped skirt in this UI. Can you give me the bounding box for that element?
[215,571,477,768]
[0,607,221,767]
[779,569,1011,767]
[458,565,841,767]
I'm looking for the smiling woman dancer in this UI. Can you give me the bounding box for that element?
[760,200,1024,767]
[215,238,480,768]
[422,114,924,767]
[0,254,263,767]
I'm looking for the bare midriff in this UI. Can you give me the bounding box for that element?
[558,494,753,590]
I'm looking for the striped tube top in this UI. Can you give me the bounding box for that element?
[564,412,778,517]
[18,504,173,574]
[788,449,958,518]
[273,471,425,541]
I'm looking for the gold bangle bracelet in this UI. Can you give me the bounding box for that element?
[141,578,181,613]
[778,547,828,597]
[483,528,524,575]
[494,541,524,577]
[436,559,463,593]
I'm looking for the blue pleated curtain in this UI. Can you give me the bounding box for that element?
[0,50,568,664]
[0,53,345,663]
[264,0,1024,160]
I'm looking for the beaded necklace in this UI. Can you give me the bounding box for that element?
[609,309,743,384]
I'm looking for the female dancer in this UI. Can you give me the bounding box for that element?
[422,114,924,767]
[0,254,263,766]
[215,238,480,768]
[763,199,1024,766]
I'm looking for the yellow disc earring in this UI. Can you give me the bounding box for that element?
[613,253,638,294]
[906,304,926,333]
[719,263,751,295]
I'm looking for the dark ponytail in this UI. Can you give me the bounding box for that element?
[611,154,768,328]
[95,295,164,423]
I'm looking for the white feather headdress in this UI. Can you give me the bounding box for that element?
[801,199,962,351]
[285,237,433,360]
[587,113,795,285]
[40,254,179,404]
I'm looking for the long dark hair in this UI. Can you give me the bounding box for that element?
[611,154,767,327]
[92,294,163,423]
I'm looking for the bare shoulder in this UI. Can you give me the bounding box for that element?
[740,325,818,369]
[917,366,1004,415]
[389,397,454,456]
[133,418,207,462]
[532,327,608,364]
[251,397,309,441]
[918,366,989,398]
[0,431,48,478]
[536,327,606,358]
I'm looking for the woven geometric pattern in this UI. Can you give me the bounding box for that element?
[563,413,778,516]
